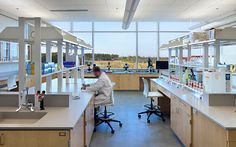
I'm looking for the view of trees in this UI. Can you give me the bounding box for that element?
[85,53,157,63]
[85,53,119,61]
[41,52,167,69]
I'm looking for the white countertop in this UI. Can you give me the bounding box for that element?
[151,78,236,130]
[0,78,96,130]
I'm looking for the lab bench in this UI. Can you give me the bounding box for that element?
[151,78,236,147]
[0,79,96,147]
[85,72,159,91]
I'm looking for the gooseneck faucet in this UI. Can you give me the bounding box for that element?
[16,87,34,112]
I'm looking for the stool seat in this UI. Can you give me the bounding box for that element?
[138,77,165,123]
[147,91,163,98]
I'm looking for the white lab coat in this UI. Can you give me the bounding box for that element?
[86,72,113,106]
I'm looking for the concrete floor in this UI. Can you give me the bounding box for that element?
[90,91,183,147]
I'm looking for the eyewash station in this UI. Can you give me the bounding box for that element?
[0,17,96,147]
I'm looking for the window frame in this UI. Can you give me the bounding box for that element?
[66,21,191,69]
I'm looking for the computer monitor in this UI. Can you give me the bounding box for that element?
[156,61,168,69]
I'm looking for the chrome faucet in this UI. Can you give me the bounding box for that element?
[16,87,34,112]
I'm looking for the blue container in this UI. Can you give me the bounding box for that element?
[63,61,75,68]
[26,69,32,75]
[48,62,55,73]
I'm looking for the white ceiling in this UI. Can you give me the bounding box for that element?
[0,0,235,22]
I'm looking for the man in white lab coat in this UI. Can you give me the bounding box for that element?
[82,66,113,106]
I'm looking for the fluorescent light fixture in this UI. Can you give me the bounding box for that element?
[122,0,140,30]
[50,9,88,12]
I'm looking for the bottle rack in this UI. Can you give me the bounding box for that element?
[161,29,236,94]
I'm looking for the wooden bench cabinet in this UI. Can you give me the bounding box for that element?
[0,116,87,147]
[70,114,85,147]
[170,95,192,147]
[0,130,70,147]
[192,108,236,147]
[0,98,95,147]
[85,73,159,91]
[84,97,95,147]
[152,79,236,147]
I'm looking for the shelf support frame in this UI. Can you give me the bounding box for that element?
[46,41,52,92]
[57,39,63,92]
[214,40,220,67]
[203,43,209,68]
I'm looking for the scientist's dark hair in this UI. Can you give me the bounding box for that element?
[93,66,101,72]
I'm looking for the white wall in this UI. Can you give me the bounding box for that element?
[0,15,17,32]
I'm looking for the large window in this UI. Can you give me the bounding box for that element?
[159,32,188,57]
[51,22,71,32]
[73,22,92,31]
[73,33,92,44]
[94,22,135,31]
[94,33,136,68]
[138,22,157,31]
[159,22,195,58]
[221,45,236,64]
[160,22,197,31]
[52,21,194,69]
[138,32,157,68]
[0,41,18,61]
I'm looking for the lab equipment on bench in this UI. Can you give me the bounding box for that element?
[203,71,231,93]
[147,58,155,73]
[156,61,168,70]
[63,61,76,68]
[26,62,56,75]
[106,62,112,73]
[123,63,129,72]
[87,63,92,73]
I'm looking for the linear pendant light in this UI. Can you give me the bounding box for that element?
[122,0,140,30]
[50,9,88,12]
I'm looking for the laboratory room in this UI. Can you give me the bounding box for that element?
[1,0,236,147]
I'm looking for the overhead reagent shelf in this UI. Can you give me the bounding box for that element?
[0,26,92,49]
[160,28,236,50]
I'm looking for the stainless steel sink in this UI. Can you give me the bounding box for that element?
[0,112,47,124]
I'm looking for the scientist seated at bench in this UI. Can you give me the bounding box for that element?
[82,66,113,106]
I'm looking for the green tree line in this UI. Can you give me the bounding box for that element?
[41,53,164,63]
[85,53,157,62]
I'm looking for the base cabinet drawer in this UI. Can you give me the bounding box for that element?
[0,130,70,147]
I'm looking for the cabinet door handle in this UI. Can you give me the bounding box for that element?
[0,133,4,145]
[193,109,197,114]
